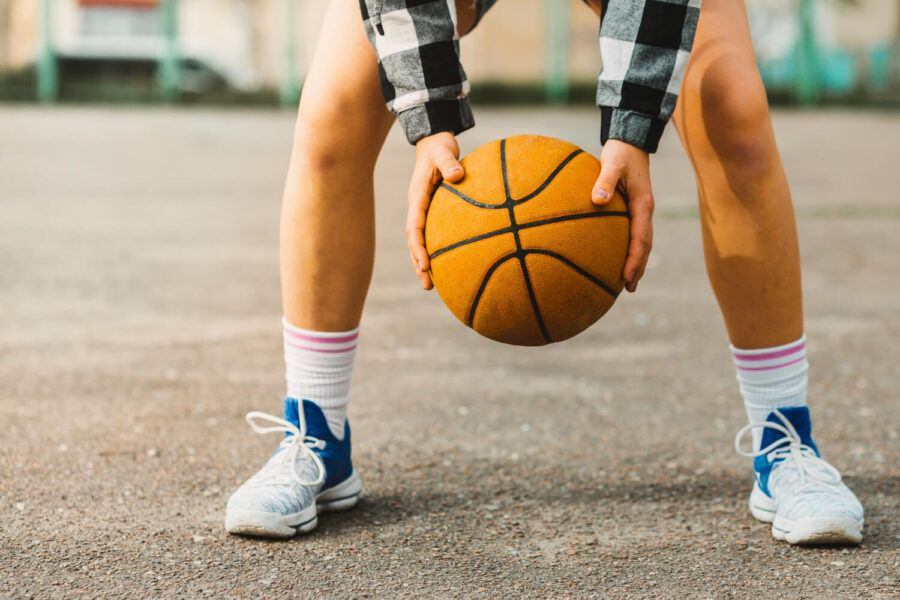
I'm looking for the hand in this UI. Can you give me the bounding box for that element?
[407,131,464,290]
[590,140,654,293]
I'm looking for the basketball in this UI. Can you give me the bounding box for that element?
[425,135,630,346]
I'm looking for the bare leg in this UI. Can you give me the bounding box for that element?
[672,0,803,349]
[279,0,395,331]
[281,0,482,331]
[583,0,864,550]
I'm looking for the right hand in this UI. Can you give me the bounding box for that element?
[406,131,465,290]
[590,139,655,293]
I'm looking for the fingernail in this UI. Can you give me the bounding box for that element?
[627,270,637,282]
[593,189,608,201]
[450,167,462,175]
[417,260,423,270]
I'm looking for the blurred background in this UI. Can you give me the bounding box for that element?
[2,3,899,597]
[1,0,899,106]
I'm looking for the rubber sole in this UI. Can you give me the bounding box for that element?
[225,470,363,538]
[749,483,863,545]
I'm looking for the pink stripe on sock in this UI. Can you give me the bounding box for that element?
[735,356,806,372]
[285,340,357,354]
[283,328,359,345]
[732,342,805,362]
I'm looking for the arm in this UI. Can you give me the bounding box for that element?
[596,0,702,153]
[592,1,701,292]
[360,0,474,144]
[360,0,469,288]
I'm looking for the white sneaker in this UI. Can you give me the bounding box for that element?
[225,398,363,538]
[735,406,863,545]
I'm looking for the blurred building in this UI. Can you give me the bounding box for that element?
[749,0,900,95]
[3,0,283,89]
[0,0,898,100]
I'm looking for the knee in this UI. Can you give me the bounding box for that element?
[693,65,775,177]
[293,99,380,176]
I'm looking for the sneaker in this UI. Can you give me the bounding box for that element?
[225,398,363,538]
[734,406,863,545]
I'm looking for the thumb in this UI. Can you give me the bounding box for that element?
[592,163,623,206]
[438,154,464,183]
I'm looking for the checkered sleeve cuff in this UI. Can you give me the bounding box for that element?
[360,0,474,145]
[600,108,667,153]
[397,98,475,144]
[595,0,701,153]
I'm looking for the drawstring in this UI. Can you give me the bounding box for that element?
[372,0,385,35]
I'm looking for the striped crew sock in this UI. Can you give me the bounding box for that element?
[731,334,809,452]
[283,317,359,440]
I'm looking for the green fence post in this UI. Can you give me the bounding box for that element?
[796,0,819,104]
[545,0,569,104]
[280,0,301,107]
[37,0,58,103]
[157,0,180,102]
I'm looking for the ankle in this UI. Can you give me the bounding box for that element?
[283,318,359,440]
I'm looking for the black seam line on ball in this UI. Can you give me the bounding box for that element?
[438,184,507,209]
[502,139,552,344]
[524,249,620,298]
[466,248,621,329]
[467,252,519,327]
[436,148,584,209]
[511,149,583,205]
[428,211,629,260]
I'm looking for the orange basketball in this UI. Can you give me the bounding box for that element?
[425,135,630,346]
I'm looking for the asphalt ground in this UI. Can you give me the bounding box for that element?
[0,106,898,599]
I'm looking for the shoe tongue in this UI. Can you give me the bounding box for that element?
[283,397,301,429]
[760,406,819,456]
[282,397,333,441]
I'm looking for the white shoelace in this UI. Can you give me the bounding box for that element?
[245,411,326,487]
[734,409,842,488]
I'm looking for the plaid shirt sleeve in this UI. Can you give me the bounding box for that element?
[360,0,474,145]
[597,0,702,153]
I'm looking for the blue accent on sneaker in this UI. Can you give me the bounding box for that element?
[283,397,353,491]
[754,406,819,496]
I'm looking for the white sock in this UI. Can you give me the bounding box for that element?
[731,334,809,451]
[283,317,359,440]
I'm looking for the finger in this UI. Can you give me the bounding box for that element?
[592,161,624,206]
[406,168,435,284]
[437,153,464,183]
[407,238,433,287]
[627,221,653,293]
[409,246,434,290]
[622,193,654,293]
[406,209,432,279]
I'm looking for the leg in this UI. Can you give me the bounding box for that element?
[280,0,394,332]
[675,0,863,546]
[676,0,809,447]
[281,0,484,330]
[672,0,802,349]
[227,0,390,539]
[228,0,484,539]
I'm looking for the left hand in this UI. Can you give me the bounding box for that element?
[590,140,654,293]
